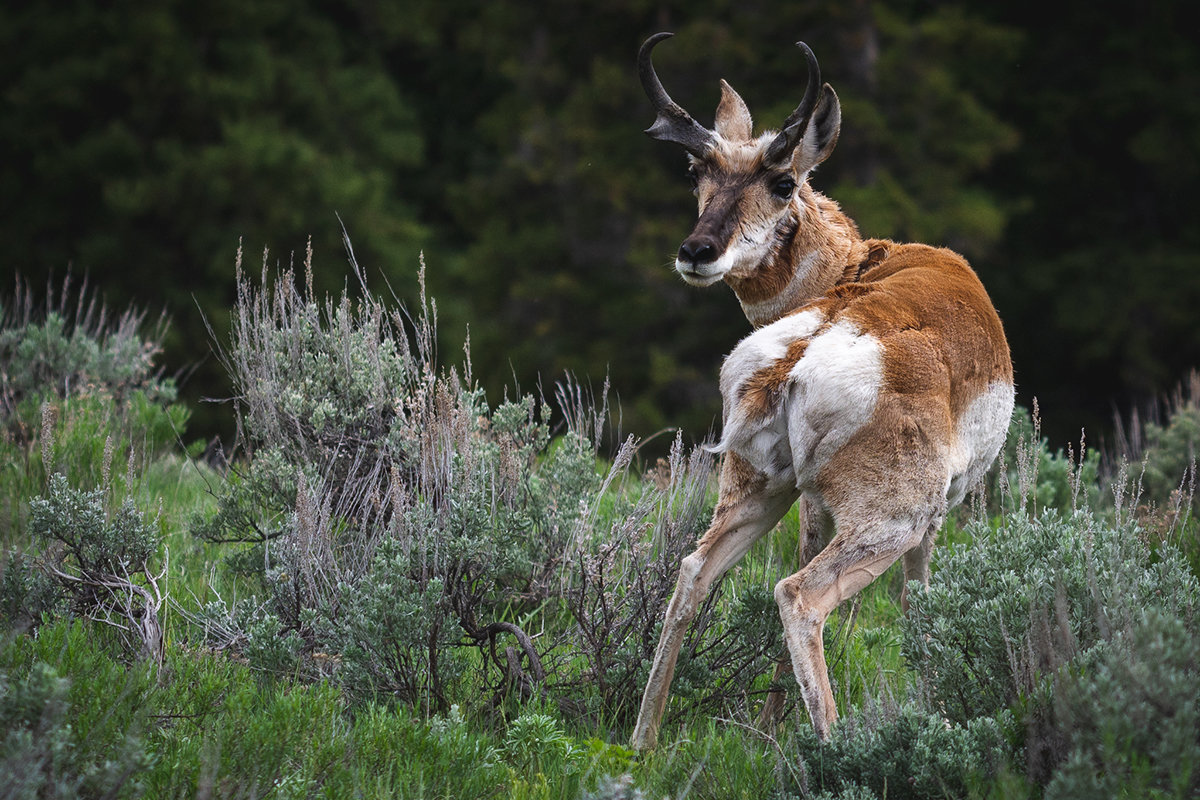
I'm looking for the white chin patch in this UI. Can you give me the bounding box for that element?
[675,260,728,286]
[675,235,770,286]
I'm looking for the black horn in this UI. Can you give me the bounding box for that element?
[764,42,822,165]
[638,32,717,157]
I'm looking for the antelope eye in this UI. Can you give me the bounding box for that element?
[687,165,700,192]
[771,175,797,199]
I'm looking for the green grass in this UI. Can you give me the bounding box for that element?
[2,619,516,799]
[1,617,798,799]
[1,454,915,799]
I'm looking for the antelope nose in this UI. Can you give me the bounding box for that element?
[678,236,718,265]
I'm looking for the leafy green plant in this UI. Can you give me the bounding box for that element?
[505,711,584,777]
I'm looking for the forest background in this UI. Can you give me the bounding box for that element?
[3,0,1197,449]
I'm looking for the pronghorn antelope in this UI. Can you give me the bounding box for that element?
[630,33,1014,750]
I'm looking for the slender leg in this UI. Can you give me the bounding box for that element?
[900,521,939,613]
[630,474,797,751]
[774,519,929,741]
[756,494,832,730]
[800,495,835,565]
[755,659,794,729]
[760,512,942,728]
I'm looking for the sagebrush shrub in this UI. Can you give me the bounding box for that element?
[27,474,166,661]
[321,545,466,708]
[1,278,186,547]
[30,475,157,574]
[913,512,1197,719]
[0,662,78,800]
[0,278,177,458]
[196,252,787,725]
[1045,607,1199,799]
[0,551,60,634]
[806,785,879,800]
[903,507,1200,791]
[0,276,173,413]
[783,697,1015,800]
[195,255,607,708]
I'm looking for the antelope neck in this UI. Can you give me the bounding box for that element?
[732,231,873,329]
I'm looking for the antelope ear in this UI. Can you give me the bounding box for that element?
[715,80,753,142]
[791,84,841,172]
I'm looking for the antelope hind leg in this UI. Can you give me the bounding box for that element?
[774,520,927,741]
[756,494,832,730]
[755,658,793,730]
[761,515,939,729]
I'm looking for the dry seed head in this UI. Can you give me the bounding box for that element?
[102,434,114,488]
[40,401,57,473]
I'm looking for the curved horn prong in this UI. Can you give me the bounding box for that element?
[765,41,822,164]
[639,32,717,157]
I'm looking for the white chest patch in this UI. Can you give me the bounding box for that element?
[718,309,824,399]
[713,317,884,491]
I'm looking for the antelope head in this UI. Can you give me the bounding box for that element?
[640,33,852,322]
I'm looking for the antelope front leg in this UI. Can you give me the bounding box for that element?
[630,485,797,751]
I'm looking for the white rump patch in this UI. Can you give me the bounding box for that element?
[945,381,1015,506]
